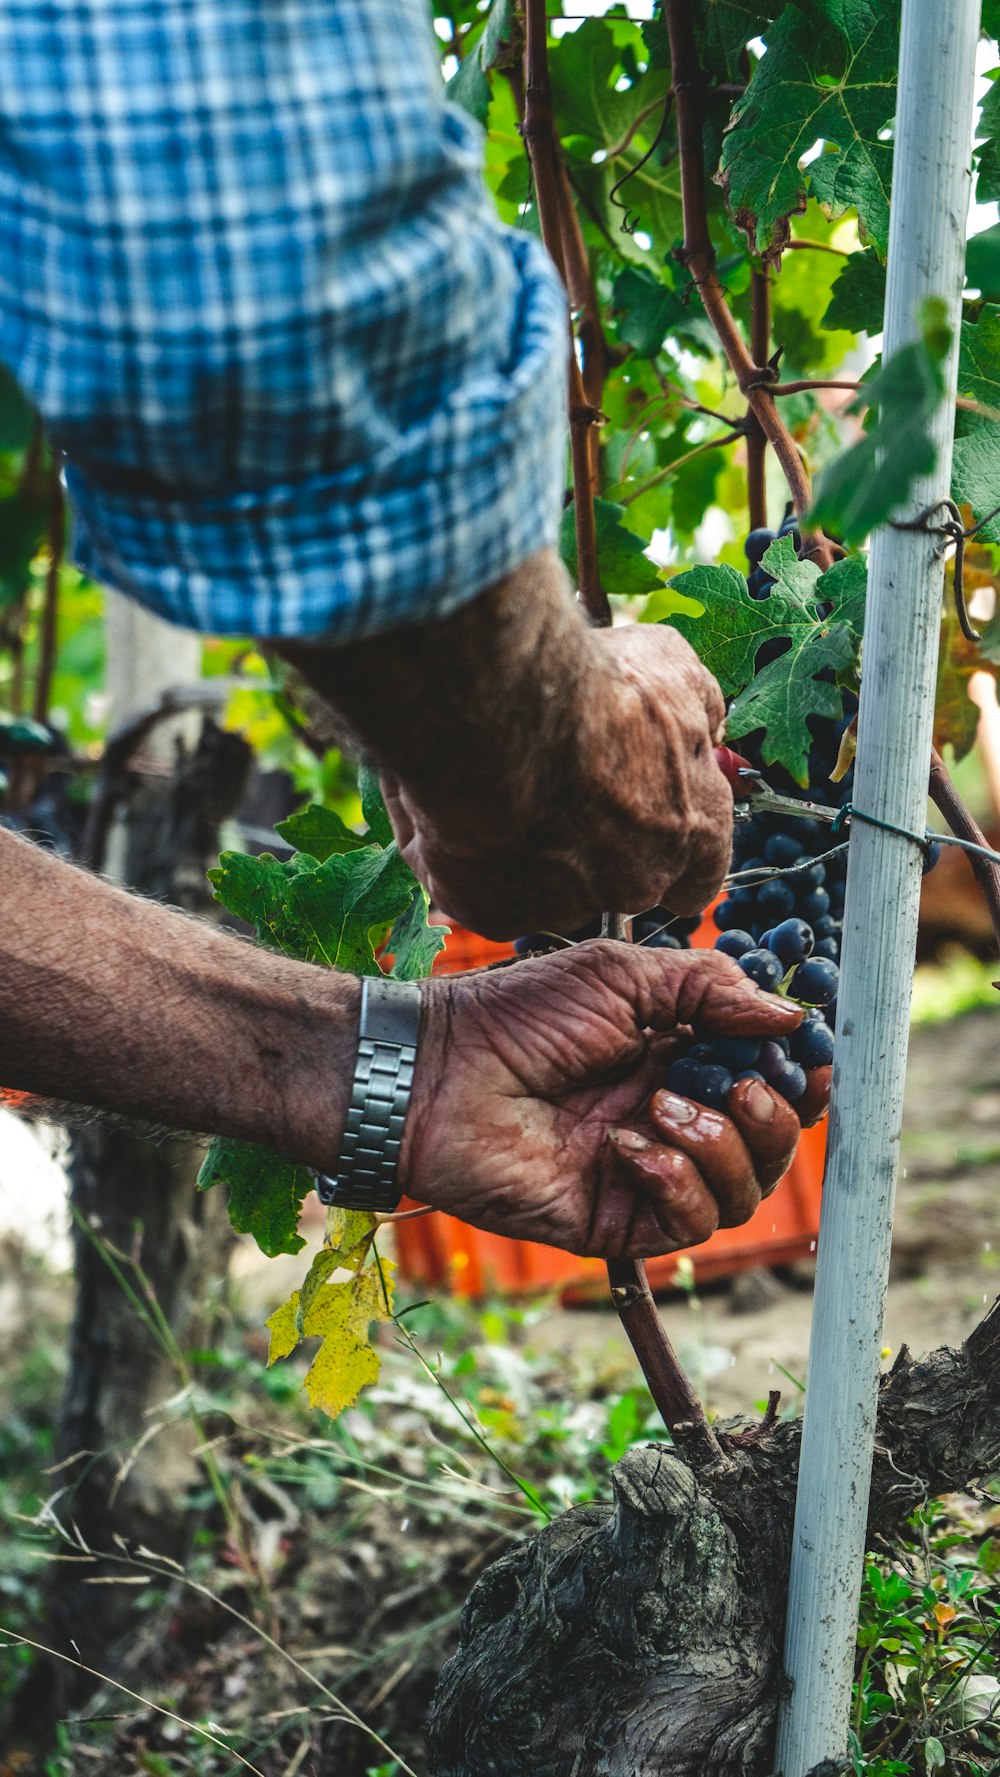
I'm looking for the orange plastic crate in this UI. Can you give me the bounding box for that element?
[395,910,826,1299]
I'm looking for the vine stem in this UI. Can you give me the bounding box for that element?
[928,745,1000,963]
[747,267,771,531]
[606,1256,721,1457]
[522,0,610,624]
[520,3,714,1442]
[663,0,837,569]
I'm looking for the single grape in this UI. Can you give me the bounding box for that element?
[772,1061,807,1103]
[688,1042,715,1063]
[714,898,748,931]
[757,878,796,921]
[688,1063,735,1110]
[922,840,942,875]
[709,1035,762,1072]
[763,832,803,869]
[759,928,776,951]
[738,949,784,992]
[646,930,683,949]
[770,917,815,968]
[513,934,550,955]
[745,527,776,565]
[789,956,840,1007]
[734,1069,765,1082]
[758,1040,789,1081]
[790,1019,835,1067]
[667,1056,703,1098]
[812,937,839,961]
[714,928,756,959]
[740,857,766,877]
[798,887,830,922]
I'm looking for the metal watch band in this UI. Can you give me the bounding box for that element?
[314,976,422,1214]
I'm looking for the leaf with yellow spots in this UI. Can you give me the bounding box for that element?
[300,1259,396,1420]
[264,1231,394,1420]
[265,1291,302,1364]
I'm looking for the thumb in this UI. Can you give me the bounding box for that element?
[628,945,803,1038]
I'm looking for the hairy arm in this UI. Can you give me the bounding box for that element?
[278,548,735,939]
[0,828,820,1258]
[0,827,359,1168]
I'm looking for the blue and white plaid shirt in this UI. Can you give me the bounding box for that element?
[0,1,568,639]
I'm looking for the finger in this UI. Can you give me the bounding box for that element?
[725,1076,801,1196]
[796,1064,832,1128]
[625,945,803,1040]
[607,1129,720,1247]
[647,1089,761,1226]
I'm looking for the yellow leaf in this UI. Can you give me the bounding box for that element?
[265,1290,301,1365]
[324,1206,378,1272]
[300,1258,396,1420]
[934,1603,957,1629]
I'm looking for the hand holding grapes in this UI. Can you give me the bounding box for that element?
[400,944,829,1260]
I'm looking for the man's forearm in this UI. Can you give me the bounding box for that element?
[278,547,734,935]
[0,828,359,1168]
[280,550,591,839]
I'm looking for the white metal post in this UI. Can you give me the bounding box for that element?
[773,3,981,1771]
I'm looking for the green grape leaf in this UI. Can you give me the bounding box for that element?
[965,222,1000,302]
[208,850,315,958]
[444,0,515,125]
[951,307,1000,537]
[560,497,662,598]
[197,1140,313,1258]
[266,1243,396,1420]
[359,764,394,846]
[611,265,685,358]
[667,540,865,782]
[822,249,886,335]
[975,69,1000,206]
[549,18,669,151]
[275,803,365,861]
[726,625,855,784]
[285,844,414,976]
[720,0,898,261]
[808,334,945,545]
[388,887,448,981]
[694,3,776,81]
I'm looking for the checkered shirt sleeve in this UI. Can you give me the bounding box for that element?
[0,1,568,640]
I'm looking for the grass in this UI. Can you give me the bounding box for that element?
[3,1238,1000,1773]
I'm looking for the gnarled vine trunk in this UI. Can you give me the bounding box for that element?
[428,1302,1000,1777]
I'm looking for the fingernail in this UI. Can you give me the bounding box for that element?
[609,1128,653,1151]
[743,1080,776,1123]
[653,1091,698,1125]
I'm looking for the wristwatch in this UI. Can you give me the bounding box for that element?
[314,975,423,1214]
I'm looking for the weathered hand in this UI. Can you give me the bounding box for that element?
[382,623,734,939]
[402,943,829,1260]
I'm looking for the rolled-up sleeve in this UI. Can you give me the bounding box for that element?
[0,1,568,640]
